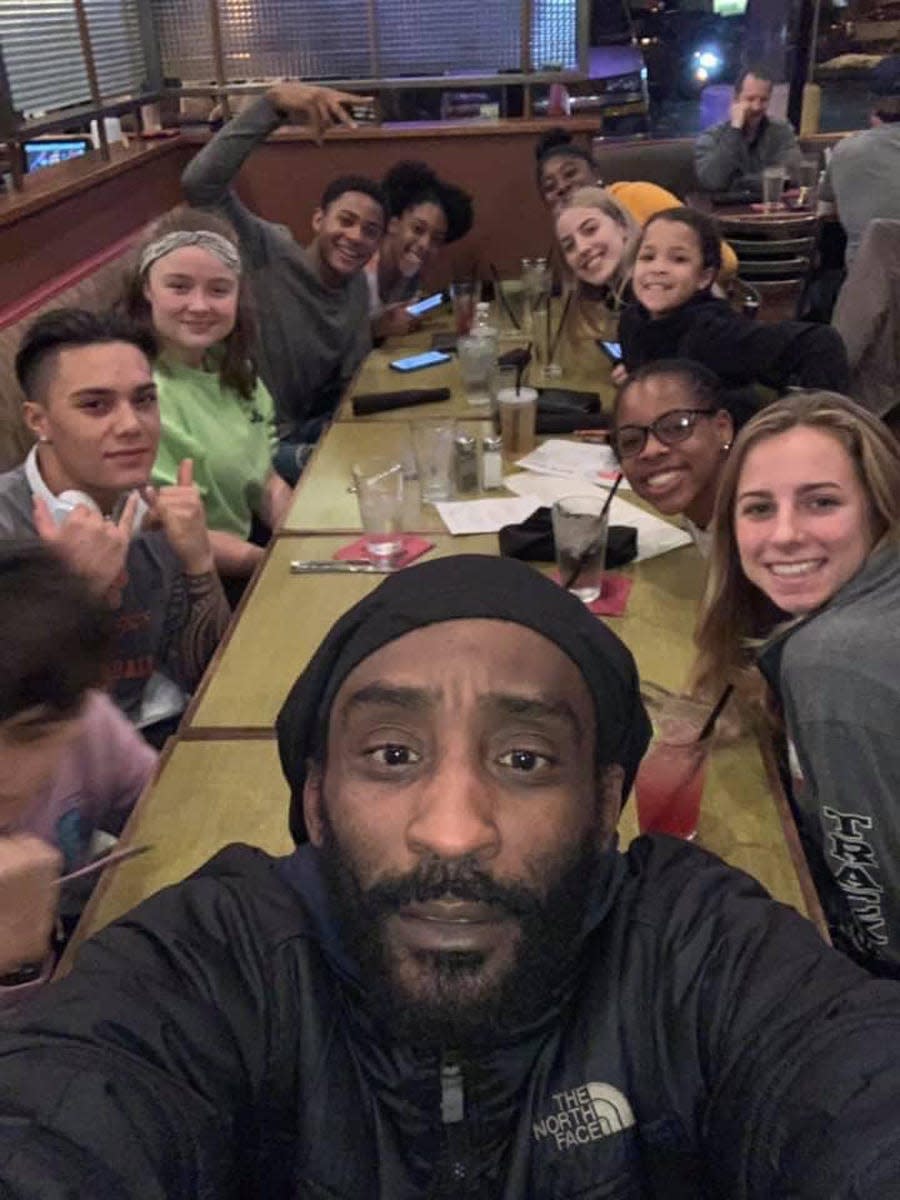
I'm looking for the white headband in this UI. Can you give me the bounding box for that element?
[139,230,242,278]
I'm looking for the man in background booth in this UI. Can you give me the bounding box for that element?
[694,67,803,197]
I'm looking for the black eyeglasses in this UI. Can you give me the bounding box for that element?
[613,409,716,460]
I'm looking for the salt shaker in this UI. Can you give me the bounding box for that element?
[480,435,503,491]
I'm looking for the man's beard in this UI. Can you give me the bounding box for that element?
[317,812,601,1050]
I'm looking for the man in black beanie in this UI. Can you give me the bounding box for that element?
[0,555,899,1197]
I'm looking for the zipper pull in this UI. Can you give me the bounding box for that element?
[440,1056,464,1124]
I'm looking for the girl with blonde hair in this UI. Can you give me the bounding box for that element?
[695,391,900,975]
[554,185,640,349]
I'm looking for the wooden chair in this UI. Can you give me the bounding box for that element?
[717,213,819,320]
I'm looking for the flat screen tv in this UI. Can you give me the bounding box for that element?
[23,136,93,173]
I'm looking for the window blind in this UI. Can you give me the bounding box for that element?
[221,0,371,81]
[85,0,146,98]
[153,0,372,83]
[0,0,146,118]
[151,0,213,83]
[374,0,520,77]
[146,0,580,85]
[532,0,578,71]
[0,1,89,116]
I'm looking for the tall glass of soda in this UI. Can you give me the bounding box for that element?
[635,698,710,840]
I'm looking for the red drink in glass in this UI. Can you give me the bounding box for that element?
[451,281,479,336]
[454,296,475,335]
[635,719,708,839]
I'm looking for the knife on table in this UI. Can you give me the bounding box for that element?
[290,560,399,574]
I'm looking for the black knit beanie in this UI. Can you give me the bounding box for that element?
[277,555,651,842]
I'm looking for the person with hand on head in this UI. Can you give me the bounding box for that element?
[0,546,156,1009]
[613,360,733,555]
[694,66,804,198]
[122,208,291,593]
[368,161,473,339]
[694,392,900,977]
[618,207,850,417]
[2,554,900,1195]
[181,81,387,486]
[0,308,230,743]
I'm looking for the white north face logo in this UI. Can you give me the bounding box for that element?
[533,1083,636,1152]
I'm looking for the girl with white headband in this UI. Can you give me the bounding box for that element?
[123,209,291,595]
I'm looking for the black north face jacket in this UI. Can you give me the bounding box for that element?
[0,836,899,1198]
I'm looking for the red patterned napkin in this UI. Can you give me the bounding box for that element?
[552,571,633,616]
[334,535,434,567]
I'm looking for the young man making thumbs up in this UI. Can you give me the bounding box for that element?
[0,309,230,743]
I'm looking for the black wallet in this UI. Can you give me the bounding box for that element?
[535,388,609,435]
[498,507,637,567]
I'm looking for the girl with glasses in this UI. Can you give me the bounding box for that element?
[613,360,733,555]
[694,392,900,976]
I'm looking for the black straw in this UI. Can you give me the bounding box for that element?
[515,341,532,395]
[599,471,623,521]
[697,684,734,743]
[562,474,622,591]
[489,262,521,330]
[548,290,573,364]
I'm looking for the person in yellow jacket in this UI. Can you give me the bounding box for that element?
[535,129,738,277]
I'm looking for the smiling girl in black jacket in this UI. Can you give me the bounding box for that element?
[618,207,850,423]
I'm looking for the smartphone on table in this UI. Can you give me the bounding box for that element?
[389,350,452,373]
[406,292,445,318]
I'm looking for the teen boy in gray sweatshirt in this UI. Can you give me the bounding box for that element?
[182,83,386,484]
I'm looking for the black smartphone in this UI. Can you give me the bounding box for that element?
[598,340,623,366]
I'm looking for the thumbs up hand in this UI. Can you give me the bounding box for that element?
[141,460,214,576]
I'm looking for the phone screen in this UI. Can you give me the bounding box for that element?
[600,340,623,364]
[389,350,452,372]
[406,292,445,318]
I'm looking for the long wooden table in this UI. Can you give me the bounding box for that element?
[65,330,827,953]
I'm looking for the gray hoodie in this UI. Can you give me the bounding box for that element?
[758,548,900,975]
[181,97,371,440]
